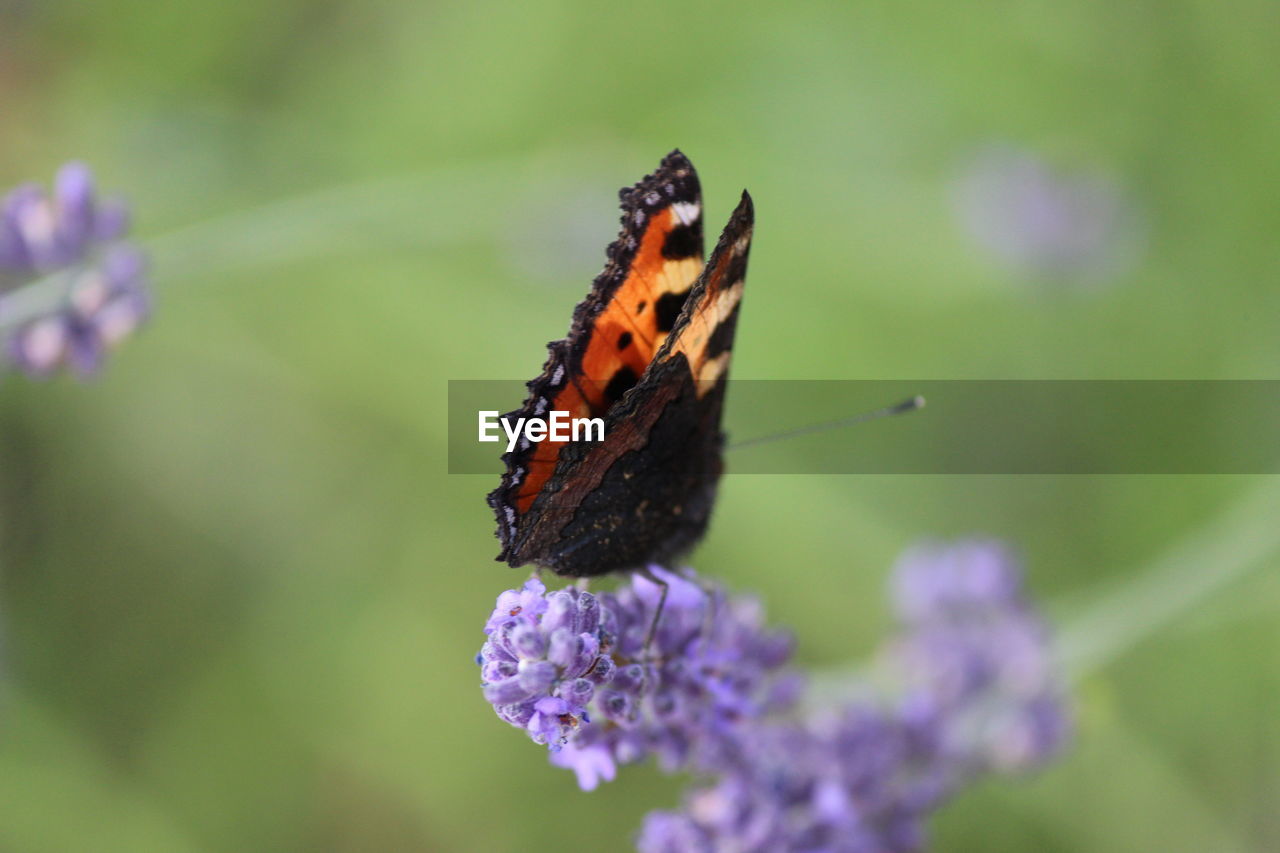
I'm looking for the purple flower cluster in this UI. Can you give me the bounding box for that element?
[954,145,1141,285]
[0,162,149,378]
[637,705,944,853]
[478,542,1069,850]
[477,567,801,790]
[887,541,1070,775]
[636,541,1069,852]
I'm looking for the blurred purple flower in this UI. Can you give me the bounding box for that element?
[477,566,801,790]
[955,146,1142,284]
[886,541,1070,774]
[638,704,943,853]
[637,541,1069,852]
[0,162,149,378]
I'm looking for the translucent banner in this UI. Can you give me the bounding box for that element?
[448,380,1280,474]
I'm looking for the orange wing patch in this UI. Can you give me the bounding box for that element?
[513,375,590,511]
[577,205,705,412]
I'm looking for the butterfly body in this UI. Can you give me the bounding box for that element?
[487,151,753,577]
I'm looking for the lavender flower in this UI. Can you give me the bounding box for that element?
[955,145,1142,285]
[886,541,1071,774]
[477,567,801,790]
[638,705,943,853]
[0,162,149,378]
[637,541,1069,853]
[477,543,1069,850]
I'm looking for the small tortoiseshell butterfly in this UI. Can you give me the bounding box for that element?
[487,151,752,577]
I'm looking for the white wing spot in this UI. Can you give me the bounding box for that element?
[534,398,548,415]
[551,364,565,385]
[633,209,646,226]
[644,191,660,206]
[671,202,701,225]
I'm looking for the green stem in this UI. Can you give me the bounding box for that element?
[1057,477,1280,679]
[0,161,519,335]
[0,268,80,331]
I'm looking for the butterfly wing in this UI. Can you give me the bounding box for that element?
[488,151,705,554]
[492,183,754,577]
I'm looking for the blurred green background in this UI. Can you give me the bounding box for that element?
[1,1,1278,850]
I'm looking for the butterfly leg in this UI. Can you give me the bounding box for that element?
[636,566,669,657]
[697,577,718,645]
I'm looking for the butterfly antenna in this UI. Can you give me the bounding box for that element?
[728,395,925,451]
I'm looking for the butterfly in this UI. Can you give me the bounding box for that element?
[487,151,752,577]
